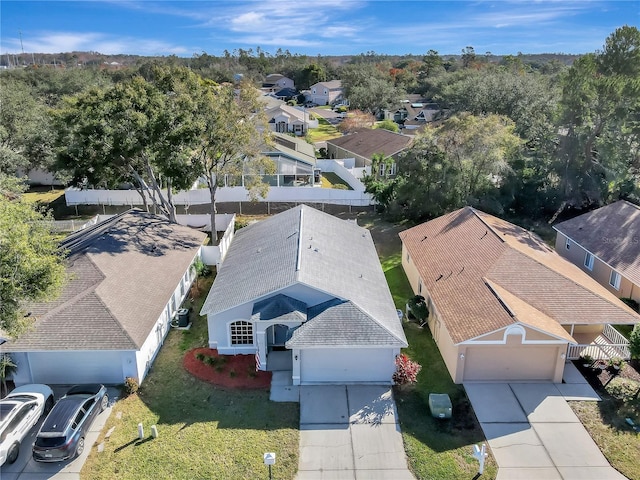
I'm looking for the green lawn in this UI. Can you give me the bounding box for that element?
[81,276,300,480]
[379,251,499,479]
[320,171,352,190]
[306,117,341,143]
[22,186,66,205]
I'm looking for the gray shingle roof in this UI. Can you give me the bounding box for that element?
[4,210,206,352]
[201,205,407,347]
[286,299,403,347]
[252,294,307,322]
[553,200,640,285]
[327,128,412,160]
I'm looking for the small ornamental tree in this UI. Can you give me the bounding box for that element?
[393,354,422,386]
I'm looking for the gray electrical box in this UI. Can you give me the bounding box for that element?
[428,393,452,419]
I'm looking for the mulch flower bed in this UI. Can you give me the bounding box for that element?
[183,347,272,389]
[575,358,640,391]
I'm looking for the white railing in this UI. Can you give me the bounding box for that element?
[567,343,630,360]
[603,323,630,345]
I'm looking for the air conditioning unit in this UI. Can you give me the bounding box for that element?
[176,308,190,327]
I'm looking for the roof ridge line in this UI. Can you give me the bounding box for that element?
[469,207,506,243]
[349,300,408,345]
[295,206,303,272]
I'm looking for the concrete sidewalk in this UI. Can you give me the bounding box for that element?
[465,380,627,480]
[296,385,414,480]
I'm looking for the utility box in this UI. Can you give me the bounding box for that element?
[428,393,452,419]
[176,308,190,327]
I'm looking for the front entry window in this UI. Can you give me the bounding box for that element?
[230,321,254,345]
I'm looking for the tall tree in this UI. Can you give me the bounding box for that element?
[54,66,204,222]
[195,82,274,239]
[0,180,66,336]
[557,26,640,212]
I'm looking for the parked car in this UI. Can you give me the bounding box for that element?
[32,384,108,462]
[0,384,54,465]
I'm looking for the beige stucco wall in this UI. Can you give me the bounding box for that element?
[556,232,639,302]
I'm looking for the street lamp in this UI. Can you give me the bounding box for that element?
[263,452,276,480]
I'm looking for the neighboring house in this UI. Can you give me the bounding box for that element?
[265,104,318,136]
[326,128,412,170]
[400,207,639,384]
[306,80,343,106]
[261,133,319,187]
[553,200,640,302]
[262,74,295,92]
[201,205,408,385]
[271,87,299,101]
[4,210,206,386]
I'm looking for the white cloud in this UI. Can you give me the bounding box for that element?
[3,31,189,56]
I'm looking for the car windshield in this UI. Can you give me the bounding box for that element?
[35,436,66,448]
[0,403,16,421]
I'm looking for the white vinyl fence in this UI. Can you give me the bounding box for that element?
[65,183,373,208]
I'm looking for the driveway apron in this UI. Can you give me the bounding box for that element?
[465,382,628,480]
[296,385,414,480]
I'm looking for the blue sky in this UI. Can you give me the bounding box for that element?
[1,1,638,57]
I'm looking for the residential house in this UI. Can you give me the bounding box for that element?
[4,210,206,386]
[265,104,318,136]
[262,74,295,92]
[326,128,412,170]
[306,80,343,106]
[201,205,407,385]
[261,133,319,187]
[553,200,640,302]
[400,207,639,384]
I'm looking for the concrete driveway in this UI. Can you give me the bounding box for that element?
[465,382,628,480]
[0,386,116,480]
[296,385,414,480]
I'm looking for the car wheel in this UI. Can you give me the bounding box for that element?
[75,437,85,458]
[44,395,54,414]
[100,394,109,412]
[6,442,19,464]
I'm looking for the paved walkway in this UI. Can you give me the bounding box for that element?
[465,368,627,480]
[296,385,414,480]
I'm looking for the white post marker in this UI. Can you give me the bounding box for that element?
[472,443,488,474]
[138,423,144,440]
[264,452,276,480]
[151,425,158,438]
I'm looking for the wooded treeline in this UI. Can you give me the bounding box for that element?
[1,26,638,226]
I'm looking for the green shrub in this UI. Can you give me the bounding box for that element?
[204,355,217,366]
[123,376,139,396]
[605,377,640,402]
[621,297,640,312]
[215,364,225,373]
[195,352,206,361]
[629,324,640,359]
[229,369,237,378]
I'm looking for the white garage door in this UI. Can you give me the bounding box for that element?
[300,348,394,384]
[463,346,557,382]
[27,351,126,385]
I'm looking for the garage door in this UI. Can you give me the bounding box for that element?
[300,348,394,384]
[27,351,126,385]
[463,346,557,382]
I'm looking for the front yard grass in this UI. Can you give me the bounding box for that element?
[81,275,299,480]
[379,249,498,479]
[306,117,341,143]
